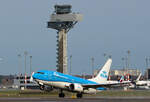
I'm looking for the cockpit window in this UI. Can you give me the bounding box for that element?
[37,72,44,74]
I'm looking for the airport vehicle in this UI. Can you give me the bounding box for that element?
[30,59,129,98]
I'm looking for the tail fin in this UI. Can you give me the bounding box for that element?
[119,76,124,83]
[136,73,141,81]
[89,58,112,84]
[30,72,35,82]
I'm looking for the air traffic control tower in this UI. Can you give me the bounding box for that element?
[47,5,83,74]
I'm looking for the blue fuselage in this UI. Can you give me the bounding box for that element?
[33,70,106,90]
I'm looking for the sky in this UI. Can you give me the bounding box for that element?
[0,0,150,75]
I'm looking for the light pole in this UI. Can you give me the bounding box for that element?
[127,50,130,81]
[18,54,22,87]
[24,51,28,89]
[122,57,125,70]
[30,56,32,75]
[18,54,21,74]
[127,50,130,69]
[145,57,150,79]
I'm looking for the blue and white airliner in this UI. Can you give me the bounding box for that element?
[30,59,128,98]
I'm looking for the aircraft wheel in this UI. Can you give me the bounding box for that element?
[76,93,83,98]
[59,93,65,98]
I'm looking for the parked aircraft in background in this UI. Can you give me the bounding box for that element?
[30,59,129,98]
[130,73,150,89]
[106,76,124,84]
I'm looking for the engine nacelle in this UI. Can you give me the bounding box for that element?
[44,86,53,92]
[39,85,45,90]
[39,85,53,92]
[83,88,97,94]
[69,83,83,92]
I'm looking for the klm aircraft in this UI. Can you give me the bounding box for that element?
[30,59,126,98]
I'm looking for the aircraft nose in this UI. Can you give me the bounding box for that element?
[32,72,39,79]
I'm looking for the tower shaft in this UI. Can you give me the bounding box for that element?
[57,29,68,74]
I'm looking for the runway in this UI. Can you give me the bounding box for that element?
[0,97,150,102]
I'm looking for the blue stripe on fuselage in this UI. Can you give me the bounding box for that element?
[33,70,98,85]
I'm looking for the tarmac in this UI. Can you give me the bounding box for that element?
[0,97,150,102]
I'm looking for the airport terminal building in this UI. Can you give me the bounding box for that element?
[110,69,141,76]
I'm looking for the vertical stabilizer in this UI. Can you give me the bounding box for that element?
[136,73,142,81]
[119,76,124,82]
[89,59,112,84]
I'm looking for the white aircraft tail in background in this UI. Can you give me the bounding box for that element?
[136,73,142,81]
[88,59,112,84]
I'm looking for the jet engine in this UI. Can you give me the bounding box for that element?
[39,84,45,90]
[44,86,53,92]
[69,83,83,92]
[83,88,97,94]
[39,84,53,92]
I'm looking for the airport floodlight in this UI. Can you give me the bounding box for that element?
[30,56,32,75]
[47,5,83,74]
[24,51,28,89]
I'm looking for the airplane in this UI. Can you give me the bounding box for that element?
[106,75,125,84]
[130,73,150,89]
[30,58,129,98]
[118,73,150,89]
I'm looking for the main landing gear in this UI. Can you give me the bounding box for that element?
[58,90,83,98]
[76,93,83,98]
[59,90,65,98]
[59,93,65,98]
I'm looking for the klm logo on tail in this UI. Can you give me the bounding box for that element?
[100,71,108,78]
[88,59,112,83]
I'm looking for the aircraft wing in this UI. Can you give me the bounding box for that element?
[82,82,130,88]
[136,83,148,86]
